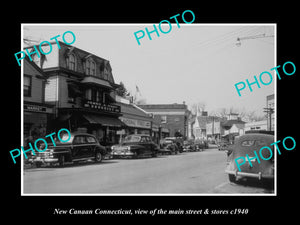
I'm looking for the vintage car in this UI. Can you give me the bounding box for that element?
[111,134,159,158]
[183,139,194,152]
[225,133,275,182]
[160,138,179,154]
[164,137,184,152]
[29,133,107,167]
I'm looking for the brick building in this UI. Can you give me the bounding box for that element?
[138,103,190,138]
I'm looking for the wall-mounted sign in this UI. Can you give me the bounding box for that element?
[120,117,151,129]
[24,104,46,112]
[84,100,121,113]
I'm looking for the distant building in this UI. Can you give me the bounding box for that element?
[138,103,190,138]
[244,120,268,132]
[193,111,210,140]
[222,118,246,136]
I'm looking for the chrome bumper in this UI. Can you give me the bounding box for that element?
[112,151,135,156]
[29,158,59,163]
[225,169,274,180]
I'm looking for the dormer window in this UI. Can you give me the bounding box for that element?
[85,58,96,76]
[66,53,76,71]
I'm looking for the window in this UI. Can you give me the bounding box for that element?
[67,54,76,71]
[241,140,255,146]
[161,115,167,123]
[85,59,96,76]
[91,88,102,102]
[73,136,86,144]
[86,136,96,143]
[140,136,147,143]
[24,75,31,97]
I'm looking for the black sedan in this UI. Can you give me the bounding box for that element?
[111,134,159,159]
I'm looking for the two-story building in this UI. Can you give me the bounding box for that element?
[138,103,190,138]
[23,58,54,145]
[26,41,124,145]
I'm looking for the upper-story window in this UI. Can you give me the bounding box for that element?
[85,59,96,76]
[24,75,32,97]
[66,54,76,71]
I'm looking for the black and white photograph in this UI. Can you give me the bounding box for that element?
[21,24,276,195]
[4,4,298,221]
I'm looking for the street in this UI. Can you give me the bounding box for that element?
[23,147,274,194]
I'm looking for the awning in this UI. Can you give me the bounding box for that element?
[82,114,125,127]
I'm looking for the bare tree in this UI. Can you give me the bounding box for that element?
[190,102,206,114]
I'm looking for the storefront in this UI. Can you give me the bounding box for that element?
[24,102,54,145]
[120,117,152,135]
[56,102,125,146]
[117,102,153,138]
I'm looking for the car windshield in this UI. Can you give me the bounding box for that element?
[123,135,141,143]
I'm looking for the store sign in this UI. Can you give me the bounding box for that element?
[24,104,46,112]
[120,117,151,129]
[84,100,121,113]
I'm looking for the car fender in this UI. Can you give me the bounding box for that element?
[95,146,106,155]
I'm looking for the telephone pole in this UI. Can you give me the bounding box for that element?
[263,107,274,131]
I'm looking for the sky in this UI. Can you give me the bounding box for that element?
[23,24,275,117]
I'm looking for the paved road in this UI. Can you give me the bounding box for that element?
[23,147,274,194]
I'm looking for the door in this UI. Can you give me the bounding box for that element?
[72,135,92,159]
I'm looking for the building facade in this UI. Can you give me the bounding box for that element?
[23,58,54,145]
[138,103,190,138]
[244,120,268,132]
[27,41,124,145]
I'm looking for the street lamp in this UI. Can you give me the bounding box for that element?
[236,33,274,47]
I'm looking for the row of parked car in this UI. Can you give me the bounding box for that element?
[28,132,209,167]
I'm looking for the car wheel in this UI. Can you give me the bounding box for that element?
[59,155,65,167]
[36,162,42,168]
[95,151,102,163]
[228,174,236,183]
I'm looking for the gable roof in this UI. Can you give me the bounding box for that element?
[24,57,48,79]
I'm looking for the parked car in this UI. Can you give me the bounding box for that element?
[183,139,194,152]
[160,138,179,155]
[29,133,107,167]
[225,133,275,182]
[111,134,159,158]
[164,137,184,152]
[218,133,238,151]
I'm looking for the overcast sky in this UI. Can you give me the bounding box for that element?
[23,24,275,117]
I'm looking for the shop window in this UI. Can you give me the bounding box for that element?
[24,75,32,97]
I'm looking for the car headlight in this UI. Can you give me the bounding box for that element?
[111,146,115,150]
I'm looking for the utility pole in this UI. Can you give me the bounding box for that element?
[236,33,274,47]
[263,107,274,131]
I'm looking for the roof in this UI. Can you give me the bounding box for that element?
[138,104,188,110]
[222,119,246,127]
[117,102,152,120]
[24,57,48,79]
